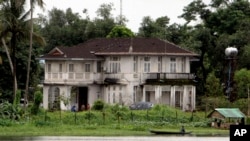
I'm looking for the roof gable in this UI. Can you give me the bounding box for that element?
[48,47,64,56]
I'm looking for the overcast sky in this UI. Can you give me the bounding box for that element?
[35,0,211,32]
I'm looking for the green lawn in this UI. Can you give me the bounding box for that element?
[0,104,231,137]
[0,123,229,136]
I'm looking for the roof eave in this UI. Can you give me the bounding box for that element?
[95,52,198,56]
[36,57,104,61]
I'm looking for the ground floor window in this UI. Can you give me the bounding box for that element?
[48,87,60,110]
[162,91,171,105]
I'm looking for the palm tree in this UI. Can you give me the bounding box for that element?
[24,0,45,110]
[0,0,45,103]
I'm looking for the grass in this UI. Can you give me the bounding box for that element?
[0,104,230,137]
[0,123,229,136]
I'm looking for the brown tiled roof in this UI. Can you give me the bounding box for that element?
[41,37,198,60]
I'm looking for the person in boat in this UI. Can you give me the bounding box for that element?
[180,126,185,133]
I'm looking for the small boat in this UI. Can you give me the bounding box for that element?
[149,129,192,135]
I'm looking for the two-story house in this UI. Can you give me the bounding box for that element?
[40,37,199,111]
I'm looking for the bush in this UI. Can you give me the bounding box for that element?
[0,101,22,120]
[92,100,105,111]
[30,91,43,115]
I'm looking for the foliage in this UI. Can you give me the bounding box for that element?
[2,0,250,122]
[1,103,248,136]
[30,90,43,115]
[13,89,21,107]
[0,101,23,120]
[138,16,170,39]
[92,99,105,111]
[205,71,223,97]
[234,68,250,98]
[107,26,135,38]
[0,0,45,102]
[200,96,230,111]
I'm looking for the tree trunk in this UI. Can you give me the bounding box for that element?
[24,0,34,111]
[1,38,17,100]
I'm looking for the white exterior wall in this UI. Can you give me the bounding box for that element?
[43,55,196,111]
[88,85,101,107]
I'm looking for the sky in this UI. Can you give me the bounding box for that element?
[34,0,211,32]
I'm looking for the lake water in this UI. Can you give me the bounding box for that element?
[0,136,229,141]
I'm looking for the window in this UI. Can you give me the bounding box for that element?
[133,56,138,72]
[119,92,122,104]
[47,64,51,72]
[146,91,151,102]
[108,93,110,103]
[85,64,90,72]
[97,61,102,72]
[144,57,150,72]
[110,56,120,73]
[69,64,74,72]
[59,64,62,72]
[181,57,185,73]
[113,93,115,103]
[158,56,162,72]
[133,86,137,102]
[170,58,176,73]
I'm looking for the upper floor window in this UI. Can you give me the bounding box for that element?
[158,56,162,72]
[133,56,138,72]
[47,64,51,72]
[181,57,186,73]
[110,56,120,73]
[144,57,150,72]
[69,64,74,72]
[59,64,62,72]
[85,64,90,72]
[170,58,176,73]
[97,61,102,72]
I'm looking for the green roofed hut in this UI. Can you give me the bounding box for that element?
[207,108,246,129]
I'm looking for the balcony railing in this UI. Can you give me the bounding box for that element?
[45,72,195,84]
[45,72,102,82]
[143,73,195,80]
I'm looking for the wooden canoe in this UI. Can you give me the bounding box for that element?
[149,129,192,135]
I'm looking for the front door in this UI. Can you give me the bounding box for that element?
[78,87,88,111]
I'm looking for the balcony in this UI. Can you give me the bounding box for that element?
[143,73,196,85]
[45,72,103,84]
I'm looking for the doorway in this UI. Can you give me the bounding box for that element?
[78,87,88,111]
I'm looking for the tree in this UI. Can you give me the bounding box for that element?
[24,0,45,110]
[0,0,28,101]
[107,26,134,38]
[205,71,223,97]
[178,0,250,102]
[234,68,250,99]
[85,3,116,38]
[138,16,170,39]
[40,8,89,52]
[0,0,45,102]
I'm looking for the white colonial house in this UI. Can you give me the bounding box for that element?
[40,37,199,111]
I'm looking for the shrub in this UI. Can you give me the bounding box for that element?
[92,99,105,111]
[30,91,43,115]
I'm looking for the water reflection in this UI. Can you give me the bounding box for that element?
[0,136,229,141]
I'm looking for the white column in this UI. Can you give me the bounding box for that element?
[158,86,162,104]
[43,86,49,109]
[183,86,187,111]
[142,86,145,102]
[192,86,196,110]
[170,86,175,107]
